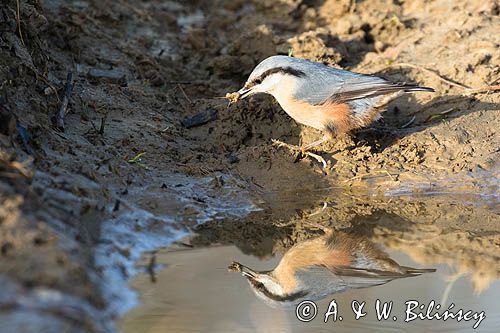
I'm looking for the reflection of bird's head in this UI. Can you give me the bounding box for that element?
[229,230,436,307]
[228,262,308,306]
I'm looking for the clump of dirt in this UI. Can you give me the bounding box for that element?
[288,28,345,66]
[0,0,498,332]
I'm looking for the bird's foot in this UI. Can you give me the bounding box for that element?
[271,139,302,152]
[271,139,328,169]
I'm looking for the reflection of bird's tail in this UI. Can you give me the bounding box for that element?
[403,267,436,275]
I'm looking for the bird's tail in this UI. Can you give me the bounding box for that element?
[403,267,437,275]
[401,85,435,93]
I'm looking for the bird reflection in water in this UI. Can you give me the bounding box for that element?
[229,228,435,307]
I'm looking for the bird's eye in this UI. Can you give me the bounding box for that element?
[254,78,262,85]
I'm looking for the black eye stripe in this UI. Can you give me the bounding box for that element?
[250,66,305,86]
[247,277,308,302]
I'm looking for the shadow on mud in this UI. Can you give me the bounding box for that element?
[350,68,500,154]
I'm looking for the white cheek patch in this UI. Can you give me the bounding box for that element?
[258,74,282,93]
[262,278,285,296]
[270,75,299,101]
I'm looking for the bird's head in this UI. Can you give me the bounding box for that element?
[237,55,307,100]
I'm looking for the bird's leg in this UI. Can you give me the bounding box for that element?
[271,138,328,169]
[301,135,329,151]
[271,139,301,151]
[271,138,304,161]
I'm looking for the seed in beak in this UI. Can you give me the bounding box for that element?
[225,91,241,104]
[228,261,256,278]
[228,261,243,272]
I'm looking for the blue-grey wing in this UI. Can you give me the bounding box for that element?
[296,265,406,298]
[294,65,427,105]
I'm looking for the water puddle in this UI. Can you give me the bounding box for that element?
[119,242,499,332]
[117,177,500,333]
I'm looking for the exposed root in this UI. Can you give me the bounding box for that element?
[177,84,192,104]
[54,72,74,131]
[16,0,25,46]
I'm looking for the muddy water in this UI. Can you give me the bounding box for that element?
[118,181,500,333]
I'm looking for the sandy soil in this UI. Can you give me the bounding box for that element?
[0,0,498,332]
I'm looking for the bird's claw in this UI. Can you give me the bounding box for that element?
[303,151,328,169]
[271,139,328,169]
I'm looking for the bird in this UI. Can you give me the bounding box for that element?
[228,228,435,307]
[228,55,434,161]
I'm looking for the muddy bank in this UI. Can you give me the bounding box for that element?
[0,0,498,332]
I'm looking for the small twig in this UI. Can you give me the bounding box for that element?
[411,85,499,116]
[343,170,398,183]
[177,84,192,104]
[424,107,456,122]
[0,171,27,179]
[463,84,500,96]
[99,113,107,135]
[401,115,416,128]
[54,72,74,130]
[147,253,157,283]
[388,63,470,89]
[16,0,25,47]
[382,170,396,181]
[439,107,456,115]
[0,156,33,179]
[165,80,206,85]
[28,67,60,101]
[409,97,462,116]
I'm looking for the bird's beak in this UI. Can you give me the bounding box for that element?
[228,261,258,278]
[239,264,258,278]
[237,87,253,99]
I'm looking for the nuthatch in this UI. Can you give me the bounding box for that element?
[228,55,434,151]
[229,229,435,307]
